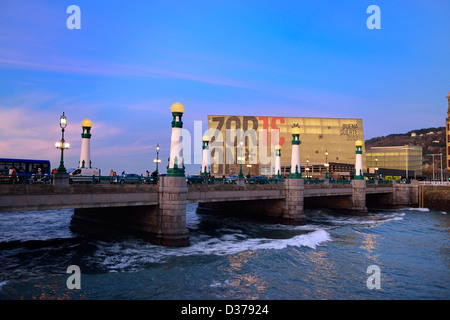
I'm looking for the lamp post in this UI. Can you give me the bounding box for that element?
[247,154,252,177]
[375,157,378,179]
[324,149,329,179]
[154,143,161,174]
[429,153,443,182]
[237,141,244,178]
[55,112,70,174]
[306,158,309,178]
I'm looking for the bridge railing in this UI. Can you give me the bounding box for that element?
[266,178,285,184]
[365,180,393,185]
[0,174,161,185]
[0,174,54,184]
[186,177,286,185]
[246,178,285,184]
[91,176,159,185]
[329,179,351,184]
[304,179,325,184]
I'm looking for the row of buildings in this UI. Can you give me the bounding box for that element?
[206,115,424,179]
[206,90,450,179]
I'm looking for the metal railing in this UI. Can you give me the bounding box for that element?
[92,176,159,185]
[0,174,159,185]
[329,179,351,184]
[2,174,413,187]
[0,174,54,184]
[304,179,325,184]
[419,181,450,186]
[186,177,285,185]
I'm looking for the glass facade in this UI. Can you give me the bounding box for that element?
[207,115,365,177]
[366,145,423,176]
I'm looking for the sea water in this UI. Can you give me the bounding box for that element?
[0,204,448,300]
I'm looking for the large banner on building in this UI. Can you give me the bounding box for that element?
[207,115,364,176]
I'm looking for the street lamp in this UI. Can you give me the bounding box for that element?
[153,143,161,174]
[306,158,309,178]
[429,153,443,182]
[237,141,244,178]
[324,149,329,179]
[55,112,70,174]
[247,153,252,177]
[375,157,378,179]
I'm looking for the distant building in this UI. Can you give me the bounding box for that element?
[411,132,416,137]
[366,145,422,178]
[207,115,365,178]
[446,90,450,174]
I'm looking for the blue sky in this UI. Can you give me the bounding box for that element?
[0,0,449,175]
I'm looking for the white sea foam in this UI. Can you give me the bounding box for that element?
[186,229,332,256]
[316,212,406,226]
[92,241,163,271]
[404,207,430,212]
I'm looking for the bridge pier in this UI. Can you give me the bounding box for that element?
[350,179,368,215]
[156,176,189,246]
[72,177,189,247]
[281,178,306,224]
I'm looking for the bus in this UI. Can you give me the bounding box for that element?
[0,158,51,175]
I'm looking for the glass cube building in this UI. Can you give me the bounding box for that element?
[366,145,423,177]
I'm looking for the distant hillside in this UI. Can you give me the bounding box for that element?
[365,127,446,176]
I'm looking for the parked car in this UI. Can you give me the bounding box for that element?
[226,174,238,184]
[227,174,247,184]
[116,173,143,184]
[248,175,268,184]
[187,175,205,185]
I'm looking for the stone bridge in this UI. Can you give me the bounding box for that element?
[0,178,419,246]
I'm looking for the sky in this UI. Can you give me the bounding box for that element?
[0,0,449,175]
